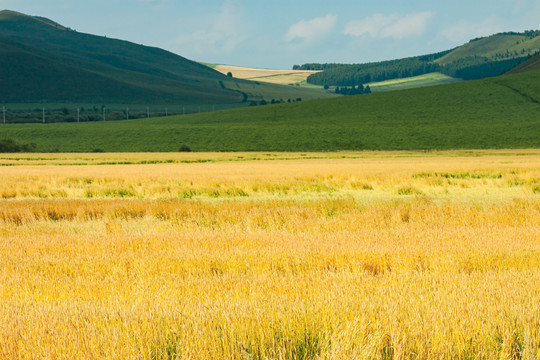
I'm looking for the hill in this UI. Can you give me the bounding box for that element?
[507,52,540,74]
[301,31,540,88]
[1,68,539,152]
[435,31,540,65]
[0,10,334,105]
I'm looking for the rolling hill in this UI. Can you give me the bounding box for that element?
[302,31,540,88]
[435,32,540,65]
[0,10,335,104]
[2,68,539,152]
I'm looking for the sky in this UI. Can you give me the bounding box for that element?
[2,0,540,69]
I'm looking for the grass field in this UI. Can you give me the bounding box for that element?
[214,64,320,85]
[368,72,462,92]
[0,150,539,359]
[1,69,539,152]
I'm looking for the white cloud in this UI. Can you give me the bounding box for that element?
[174,2,249,56]
[441,16,503,44]
[344,12,435,40]
[285,14,337,42]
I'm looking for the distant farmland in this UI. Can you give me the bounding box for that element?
[214,64,320,86]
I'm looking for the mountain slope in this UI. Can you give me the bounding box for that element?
[507,52,540,74]
[435,32,540,65]
[2,68,539,152]
[303,31,540,87]
[0,10,334,104]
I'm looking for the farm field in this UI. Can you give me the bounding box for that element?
[0,150,539,359]
[214,64,320,85]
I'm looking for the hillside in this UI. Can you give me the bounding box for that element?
[507,52,540,74]
[1,68,539,152]
[0,10,334,104]
[435,32,540,64]
[303,31,540,87]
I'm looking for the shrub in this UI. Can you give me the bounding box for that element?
[179,143,192,152]
[0,138,37,153]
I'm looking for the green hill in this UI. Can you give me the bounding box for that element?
[435,32,540,65]
[507,52,540,74]
[0,10,334,105]
[1,68,539,152]
[302,31,540,88]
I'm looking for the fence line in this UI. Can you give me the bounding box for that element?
[0,104,244,124]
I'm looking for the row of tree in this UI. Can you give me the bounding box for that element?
[469,30,540,42]
[249,98,303,106]
[334,85,371,95]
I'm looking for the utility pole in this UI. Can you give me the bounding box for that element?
[147,106,149,119]
[42,107,45,123]
[103,107,106,121]
[165,108,168,117]
[77,108,80,123]
[126,108,129,120]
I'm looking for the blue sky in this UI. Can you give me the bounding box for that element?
[2,0,540,68]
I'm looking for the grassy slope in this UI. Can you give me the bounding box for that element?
[0,11,242,104]
[2,68,539,152]
[0,10,334,104]
[507,53,540,74]
[368,73,462,92]
[221,79,332,102]
[436,34,540,65]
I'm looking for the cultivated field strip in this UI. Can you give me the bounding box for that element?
[0,152,539,359]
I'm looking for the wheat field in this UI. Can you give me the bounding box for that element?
[214,64,319,85]
[0,150,539,359]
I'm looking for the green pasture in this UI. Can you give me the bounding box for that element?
[1,69,539,152]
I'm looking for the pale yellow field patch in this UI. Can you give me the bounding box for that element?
[215,64,320,85]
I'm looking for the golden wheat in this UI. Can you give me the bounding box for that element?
[0,151,539,359]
